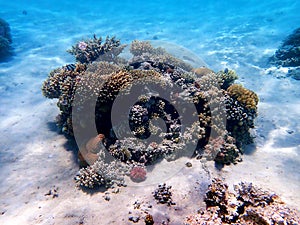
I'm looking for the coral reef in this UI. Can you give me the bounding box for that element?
[42,35,260,189]
[270,27,300,67]
[269,27,300,80]
[0,18,12,59]
[185,178,300,224]
[153,183,176,206]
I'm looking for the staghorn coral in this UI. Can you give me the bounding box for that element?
[42,63,87,135]
[130,40,156,56]
[227,84,259,111]
[0,18,12,59]
[185,178,300,224]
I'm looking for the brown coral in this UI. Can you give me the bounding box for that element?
[186,179,300,224]
[227,84,259,110]
[67,35,124,64]
[192,67,215,76]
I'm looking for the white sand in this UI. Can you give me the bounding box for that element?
[1,1,300,224]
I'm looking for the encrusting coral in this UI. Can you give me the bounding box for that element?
[42,35,259,189]
[185,178,300,224]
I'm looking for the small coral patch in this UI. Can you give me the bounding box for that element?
[130,166,147,182]
[227,84,259,110]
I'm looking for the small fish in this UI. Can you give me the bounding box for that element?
[64,64,76,71]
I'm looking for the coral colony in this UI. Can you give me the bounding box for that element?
[42,35,300,224]
[42,35,259,188]
[0,18,12,59]
[185,178,300,224]
[270,27,300,80]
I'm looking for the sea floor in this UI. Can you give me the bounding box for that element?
[0,1,300,224]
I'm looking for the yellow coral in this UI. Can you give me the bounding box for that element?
[227,84,259,110]
[192,67,215,76]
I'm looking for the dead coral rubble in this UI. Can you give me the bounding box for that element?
[42,36,259,189]
[185,178,300,224]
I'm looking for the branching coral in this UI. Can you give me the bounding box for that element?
[75,148,129,189]
[67,35,125,64]
[43,35,260,189]
[129,40,193,71]
[185,178,300,224]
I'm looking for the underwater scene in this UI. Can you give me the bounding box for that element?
[0,0,300,224]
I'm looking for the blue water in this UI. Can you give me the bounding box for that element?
[0,0,300,224]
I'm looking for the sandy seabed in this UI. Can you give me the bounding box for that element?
[1,2,300,224]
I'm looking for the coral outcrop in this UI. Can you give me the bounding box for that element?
[0,18,12,59]
[42,35,259,189]
[270,27,300,80]
[270,27,300,67]
[185,178,300,224]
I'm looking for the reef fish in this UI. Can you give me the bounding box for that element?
[64,63,76,71]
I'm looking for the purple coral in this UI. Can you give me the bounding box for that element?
[78,41,88,51]
[130,166,147,182]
